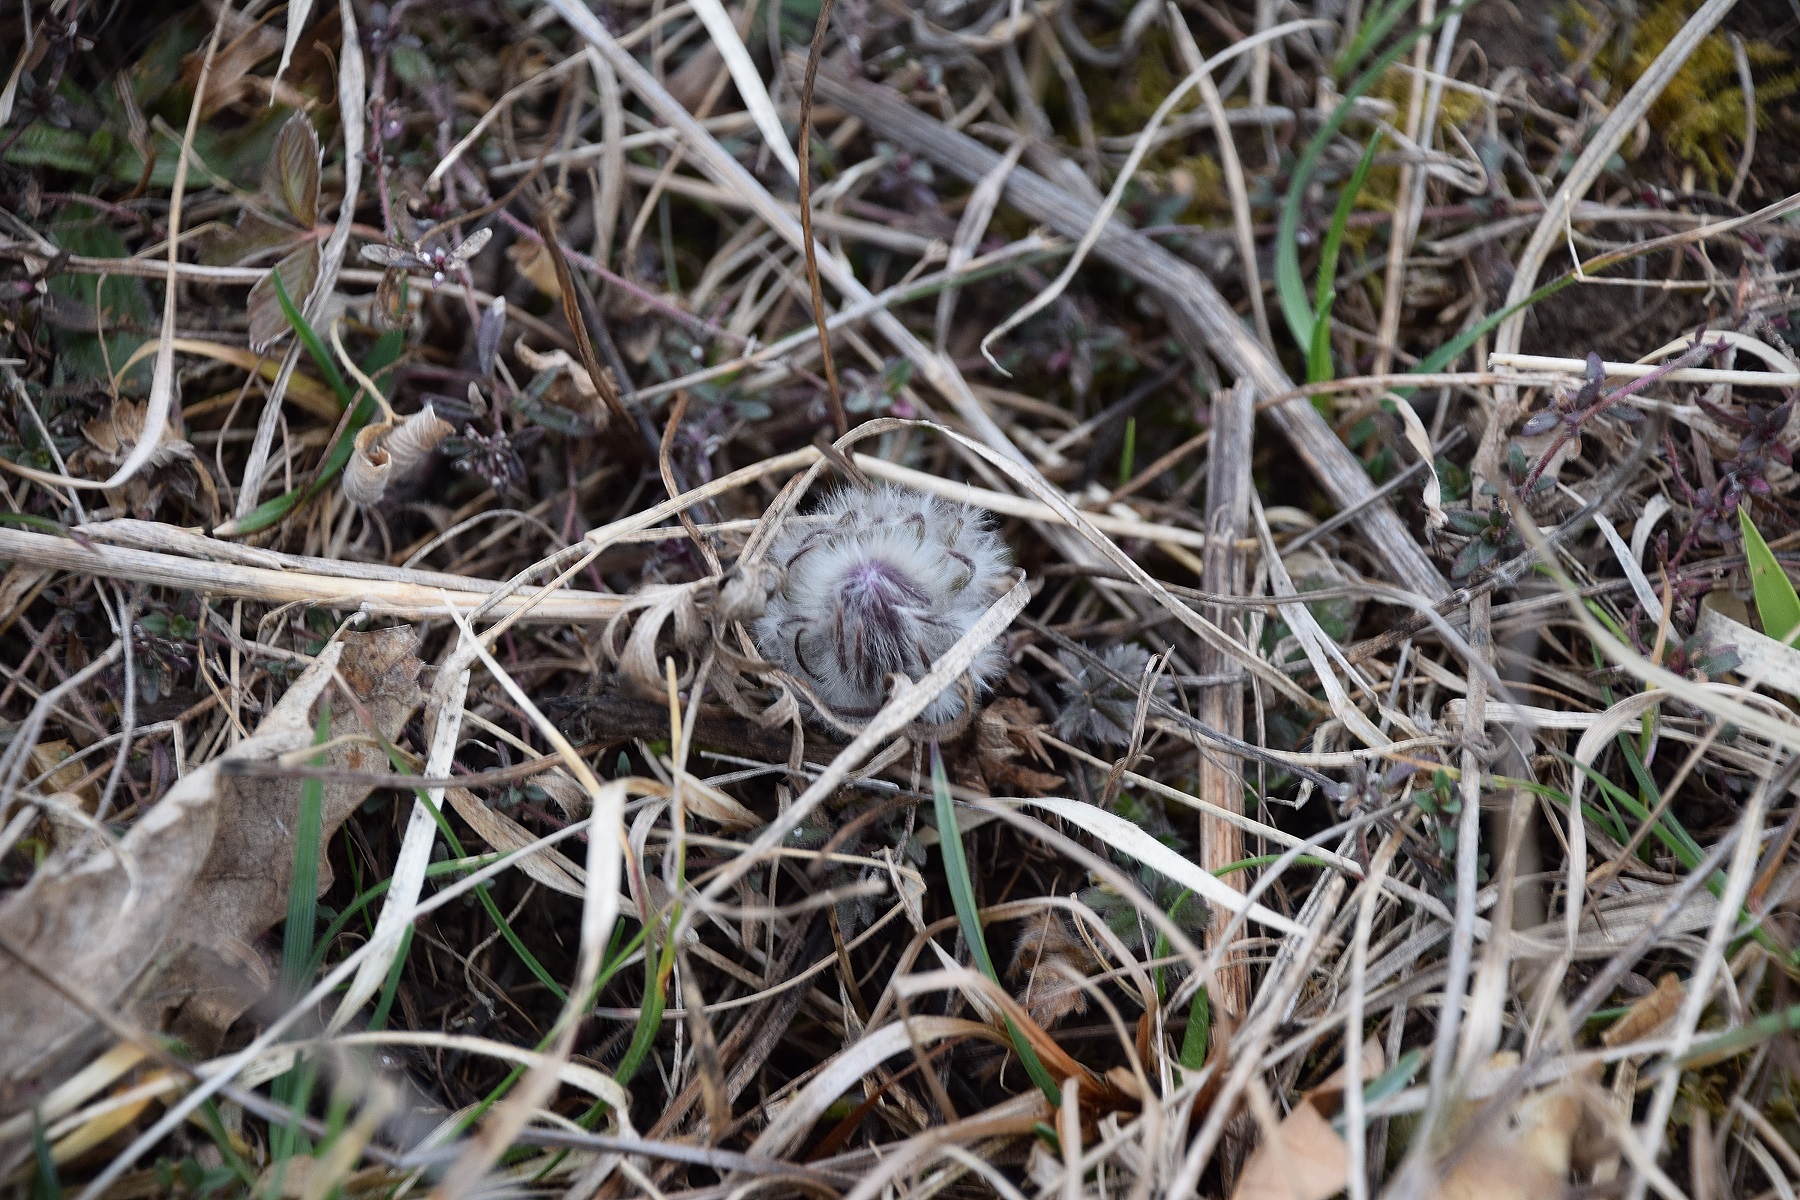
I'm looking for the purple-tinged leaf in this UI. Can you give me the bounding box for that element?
[265,112,322,230]
[1444,510,1489,536]
[1450,540,1488,579]
[200,208,304,268]
[477,295,506,379]
[451,227,493,263]
[1520,409,1560,436]
[247,243,321,353]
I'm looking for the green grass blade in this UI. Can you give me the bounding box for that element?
[1564,754,1707,873]
[1277,0,1477,355]
[368,925,412,1033]
[1330,1048,1423,1133]
[395,802,568,1001]
[1395,197,1735,401]
[466,928,647,1145]
[1362,1047,1423,1106]
[305,853,504,981]
[613,927,673,1087]
[271,271,352,408]
[1307,131,1383,384]
[279,702,332,1001]
[1612,734,1706,865]
[1151,889,1192,1001]
[1178,985,1210,1071]
[31,1110,62,1200]
[227,282,404,536]
[367,737,573,1001]
[272,702,331,1165]
[0,512,87,543]
[1680,1000,1800,1069]
[1334,0,1419,76]
[196,1101,258,1188]
[931,744,1062,1105]
[1741,507,1800,642]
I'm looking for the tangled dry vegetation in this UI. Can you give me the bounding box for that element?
[3,0,1800,1196]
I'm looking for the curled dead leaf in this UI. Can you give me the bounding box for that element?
[507,239,562,298]
[386,404,454,477]
[342,420,393,507]
[341,406,452,507]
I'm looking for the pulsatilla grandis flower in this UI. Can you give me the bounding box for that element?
[752,483,1013,724]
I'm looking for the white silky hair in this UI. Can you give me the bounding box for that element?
[752,482,1013,724]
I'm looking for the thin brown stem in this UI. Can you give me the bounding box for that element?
[797,0,847,438]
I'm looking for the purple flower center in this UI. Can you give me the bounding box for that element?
[838,558,928,640]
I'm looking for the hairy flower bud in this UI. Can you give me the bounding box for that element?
[752,483,1013,724]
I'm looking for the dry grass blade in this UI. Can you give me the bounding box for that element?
[5,1,1800,1196]
[796,0,846,437]
[811,67,1452,599]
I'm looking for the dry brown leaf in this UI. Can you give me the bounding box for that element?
[1432,1084,1577,1200]
[976,698,1064,795]
[1233,1095,1350,1200]
[27,740,96,809]
[1008,914,1096,1029]
[507,239,562,298]
[180,7,285,117]
[0,627,422,1119]
[83,399,194,470]
[0,565,52,641]
[514,338,610,425]
[605,283,660,365]
[1601,972,1684,1047]
[445,786,589,898]
[257,1154,317,1199]
[139,625,424,1053]
[1230,1040,1384,1200]
[26,740,100,851]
